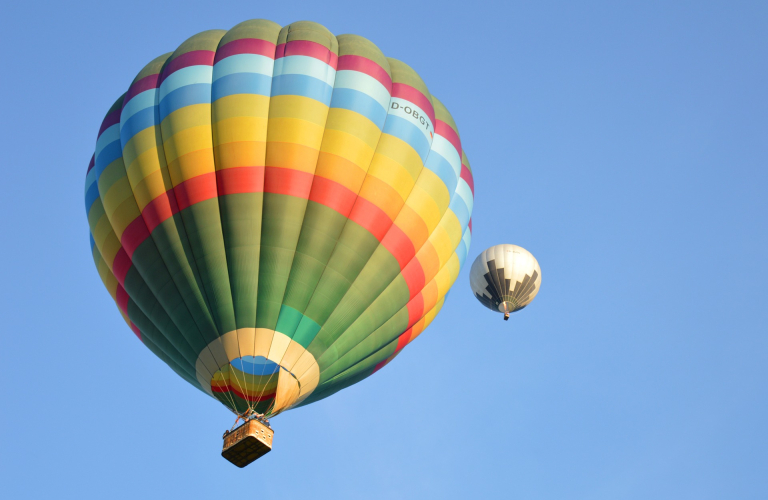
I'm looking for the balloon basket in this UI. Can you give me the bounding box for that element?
[221,418,274,467]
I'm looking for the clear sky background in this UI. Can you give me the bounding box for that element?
[1,1,766,498]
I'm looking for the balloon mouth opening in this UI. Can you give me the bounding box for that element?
[195,329,321,418]
[210,355,302,417]
[498,301,516,313]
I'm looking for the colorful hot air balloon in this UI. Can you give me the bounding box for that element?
[470,244,541,320]
[84,18,474,459]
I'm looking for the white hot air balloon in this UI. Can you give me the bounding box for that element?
[470,244,542,320]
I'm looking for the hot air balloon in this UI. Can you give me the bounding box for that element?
[470,245,541,320]
[84,19,474,466]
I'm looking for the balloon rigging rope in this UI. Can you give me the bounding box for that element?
[227,352,251,415]
[252,357,274,418]
[219,366,242,418]
[215,362,242,417]
[213,359,245,419]
[227,357,251,415]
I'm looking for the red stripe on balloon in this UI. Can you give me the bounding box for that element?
[309,176,357,216]
[436,120,462,159]
[126,168,315,255]
[337,55,392,91]
[275,40,338,69]
[112,249,132,286]
[400,260,426,300]
[264,167,313,198]
[381,224,416,269]
[121,216,151,258]
[129,322,142,340]
[214,38,277,63]
[159,50,215,85]
[406,294,425,329]
[394,329,412,354]
[348,197,392,242]
[115,168,413,284]
[174,172,218,211]
[211,384,277,402]
[142,190,180,234]
[392,83,435,125]
[216,166,265,195]
[372,328,413,373]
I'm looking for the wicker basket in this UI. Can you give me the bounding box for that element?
[221,419,274,467]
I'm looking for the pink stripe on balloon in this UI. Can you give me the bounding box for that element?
[214,38,277,63]
[98,108,121,138]
[123,73,160,108]
[436,120,462,159]
[392,83,434,124]
[337,55,392,91]
[460,163,474,196]
[116,284,130,315]
[275,40,338,69]
[159,50,215,85]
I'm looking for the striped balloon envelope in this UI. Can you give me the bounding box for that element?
[84,19,474,418]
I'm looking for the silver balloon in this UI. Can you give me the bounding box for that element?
[469,244,541,320]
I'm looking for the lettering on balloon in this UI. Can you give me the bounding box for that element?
[390,101,431,133]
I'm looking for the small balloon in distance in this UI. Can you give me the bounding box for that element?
[469,244,541,320]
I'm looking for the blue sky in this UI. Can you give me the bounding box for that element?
[1,1,766,498]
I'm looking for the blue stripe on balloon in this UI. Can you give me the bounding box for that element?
[461,230,472,266]
[271,74,333,105]
[455,239,468,268]
[382,115,431,161]
[449,195,471,229]
[212,72,272,101]
[94,140,122,178]
[159,83,211,120]
[330,88,387,129]
[85,182,101,213]
[120,106,159,147]
[425,151,458,194]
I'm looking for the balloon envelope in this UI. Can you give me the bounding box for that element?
[84,19,474,417]
[469,244,541,316]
